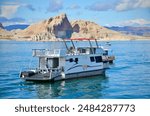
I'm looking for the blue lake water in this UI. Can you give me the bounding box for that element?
[0,40,150,99]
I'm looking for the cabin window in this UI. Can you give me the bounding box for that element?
[103,50,108,55]
[95,56,102,63]
[75,58,78,64]
[80,48,86,53]
[69,58,73,62]
[90,57,95,62]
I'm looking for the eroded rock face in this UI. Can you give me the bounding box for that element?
[72,24,80,33]
[48,13,73,39]
[16,13,73,41]
[32,32,56,41]
[71,20,122,40]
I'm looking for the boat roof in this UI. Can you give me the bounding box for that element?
[70,38,96,41]
[76,46,101,49]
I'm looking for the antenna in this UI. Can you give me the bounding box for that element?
[88,39,94,54]
[71,39,76,50]
[62,39,69,51]
[95,39,99,48]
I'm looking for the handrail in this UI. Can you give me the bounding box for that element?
[32,49,66,57]
[70,38,96,40]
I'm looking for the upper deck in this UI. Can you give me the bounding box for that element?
[32,49,66,57]
[32,46,107,58]
[32,39,109,57]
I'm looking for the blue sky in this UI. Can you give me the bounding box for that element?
[0,0,150,26]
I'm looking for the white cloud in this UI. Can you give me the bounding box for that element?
[0,4,20,17]
[2,21,28,27]
[47,0,63,12]
[116,0,150,11]
[117,19,150,26]
[86,0,150,12]
[0,1,35,18]
[67,4,80,9]
[22,4,35,11]
[86,1,115,11]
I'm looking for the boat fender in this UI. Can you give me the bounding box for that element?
[61,72,65,79]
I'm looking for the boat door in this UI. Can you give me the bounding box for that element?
[52,58,59,68]
[47,58,59,68]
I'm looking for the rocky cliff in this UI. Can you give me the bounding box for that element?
[16,13,73,41]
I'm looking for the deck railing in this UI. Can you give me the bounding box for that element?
[32,49,66,57]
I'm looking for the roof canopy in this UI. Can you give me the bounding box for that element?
[70,38,96,40]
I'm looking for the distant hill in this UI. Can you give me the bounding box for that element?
[105,26,150,37]
[5,24,29,31]
[0,23,4,29]
[0,23,14,39]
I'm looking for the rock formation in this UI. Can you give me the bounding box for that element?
[16,13,73,41]
[71,20,120,40]
[48,13,73,39]
[71,20,147,40]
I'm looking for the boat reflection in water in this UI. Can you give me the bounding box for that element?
[20,75,108,99]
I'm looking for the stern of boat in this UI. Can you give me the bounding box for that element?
[20,68,63,81]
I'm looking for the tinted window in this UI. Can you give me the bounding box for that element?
[69,58,73,62]
[90,57,95,62]
[103,50,108,55]
[95,56,102,63]
[75,58,78,64]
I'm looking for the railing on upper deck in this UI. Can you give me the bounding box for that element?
[32,49,66,57]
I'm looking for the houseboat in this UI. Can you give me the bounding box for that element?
[20,38,115,81]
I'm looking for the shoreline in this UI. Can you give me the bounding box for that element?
[0,38,150,42]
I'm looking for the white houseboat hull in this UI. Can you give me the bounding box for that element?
[20,69,105,81]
